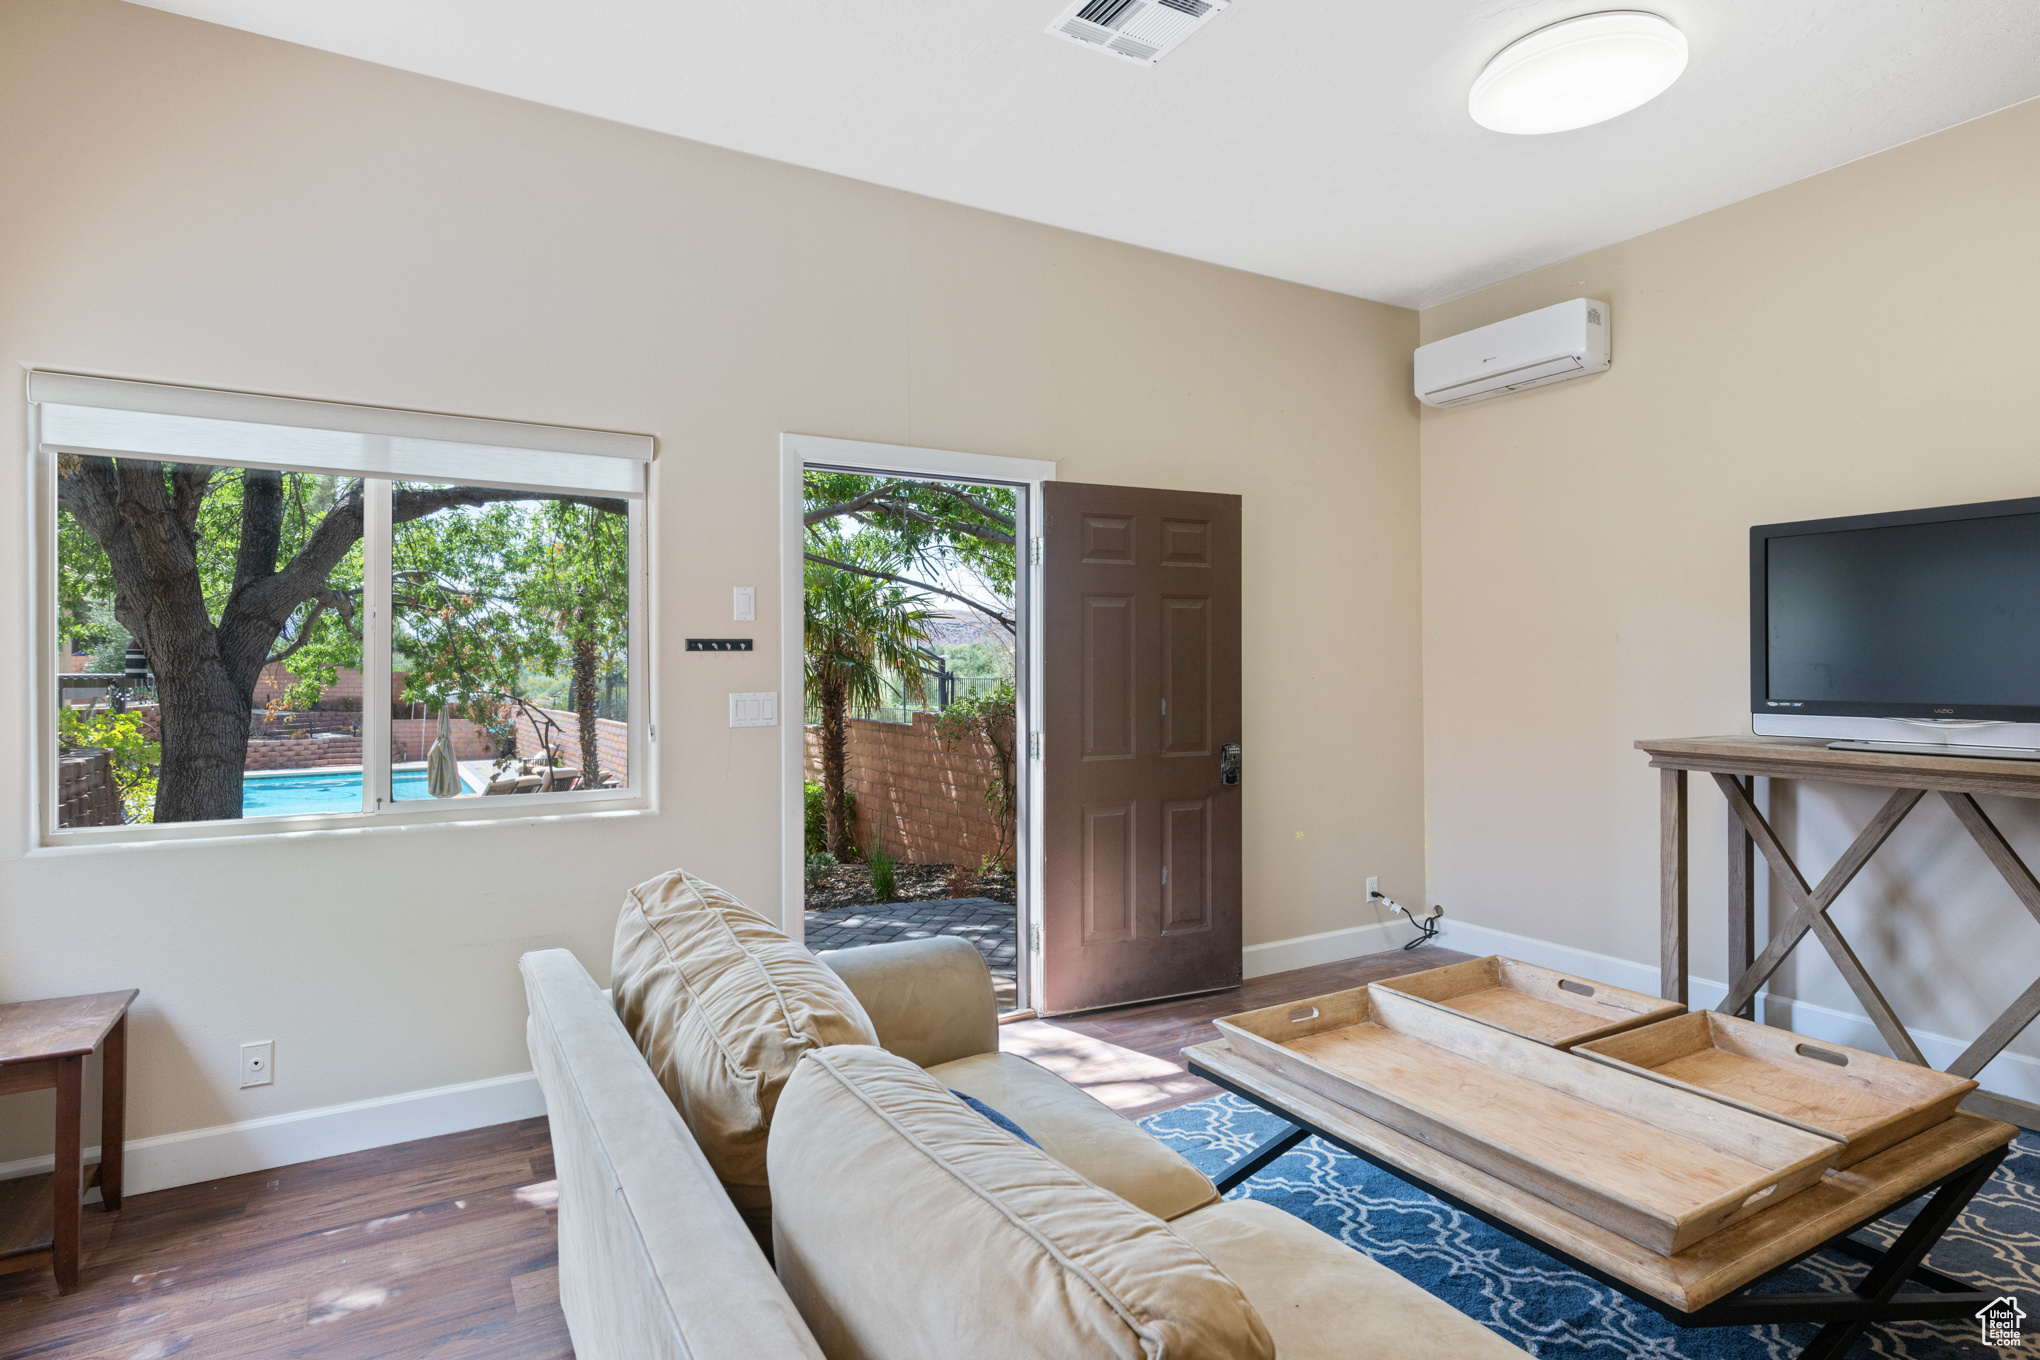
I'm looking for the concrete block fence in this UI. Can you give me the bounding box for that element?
[513,708,629,784]
[805,712,1013,868]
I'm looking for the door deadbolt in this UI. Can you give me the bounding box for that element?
[1220,743,1242,786]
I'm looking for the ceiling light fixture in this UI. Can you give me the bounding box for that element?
[1469,11,1688,135]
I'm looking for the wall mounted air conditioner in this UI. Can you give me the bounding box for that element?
[1414,298,1610,407]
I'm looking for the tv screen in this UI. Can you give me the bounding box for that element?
[1753,498,2040,722]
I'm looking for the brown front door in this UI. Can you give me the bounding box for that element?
[1038,482,1243,1015]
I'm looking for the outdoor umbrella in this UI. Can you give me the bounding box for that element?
[427,709,463,798]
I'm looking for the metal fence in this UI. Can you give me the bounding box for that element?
[804,673,1007,727]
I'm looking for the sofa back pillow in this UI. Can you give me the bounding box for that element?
[769,1045,1275,1360]
[612,869,878,1229]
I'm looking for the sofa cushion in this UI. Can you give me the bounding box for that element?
[931,1050,1219,1222]
[769,1046,1275,1360]
[1171,1198,1529,1359]
[950,1090,1041,1147]
[816,936,1000,1069]
[612,869,879,1223]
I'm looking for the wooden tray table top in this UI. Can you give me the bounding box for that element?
[1214,983,1839,1255]
[1575,1011,1977,1169]
[1185,1036,2017,1314]
[1373,955,1683,1049]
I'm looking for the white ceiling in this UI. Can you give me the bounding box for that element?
[132,0,2040,308]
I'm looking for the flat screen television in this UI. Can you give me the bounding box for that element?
[1752,496,2040,756]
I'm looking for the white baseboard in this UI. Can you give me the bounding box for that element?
[1439,918,2040,1108]
[1243,919,1406,979]
[0,1071,545,1196]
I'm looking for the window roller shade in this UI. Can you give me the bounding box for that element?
[28,372,651,498]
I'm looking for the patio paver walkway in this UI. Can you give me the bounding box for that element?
[804,896,1018,1009]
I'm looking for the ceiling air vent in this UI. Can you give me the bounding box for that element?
[1048,0,1227,65]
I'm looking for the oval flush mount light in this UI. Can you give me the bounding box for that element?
[1470,11,1688,135]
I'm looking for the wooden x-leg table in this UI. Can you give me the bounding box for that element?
[1641,736,2040,1129]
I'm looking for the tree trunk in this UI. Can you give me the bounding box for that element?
[819,673,852,858]
[571,632,601,789]
[149,644,253,823]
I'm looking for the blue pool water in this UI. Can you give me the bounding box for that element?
[242,768,440,817]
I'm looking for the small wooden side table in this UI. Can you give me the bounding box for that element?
[0,989,138,1293]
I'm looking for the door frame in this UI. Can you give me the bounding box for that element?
[779,434,1056,1011]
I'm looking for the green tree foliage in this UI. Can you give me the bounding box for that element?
[57,706,161,822]
[804,538,933,858]
[932,678,1017,870]
[392,496,629,783]
[194,472,365,711]
[803,471,1016,632]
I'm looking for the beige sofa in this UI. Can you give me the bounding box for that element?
[522,936,1527,1359]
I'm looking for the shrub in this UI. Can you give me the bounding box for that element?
[57,705,160,823]
[804,781,859,858]
[805,850,837,886]
[932,678,1016,869]
[869,848,897,902]
[943,863,979,898]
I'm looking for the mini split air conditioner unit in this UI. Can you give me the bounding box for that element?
[1414,298,1610,407]
[1048,0,1227,65]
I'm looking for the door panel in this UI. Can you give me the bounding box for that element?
[1082,802,1137,944]
[1161,597,1211,756]
[1162,797,1213,934]
[1040,481,1243,1014]
[1082,595,1137,761]
[1160,518,1212,567]
[1082,513,1137,564]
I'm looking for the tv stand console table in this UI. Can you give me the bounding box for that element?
[1640,735,2040,1131]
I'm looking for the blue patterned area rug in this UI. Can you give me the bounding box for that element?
[1142,1094,2040,1358]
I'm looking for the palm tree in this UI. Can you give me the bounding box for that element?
[805,539,933,858]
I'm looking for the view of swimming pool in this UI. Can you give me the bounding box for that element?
[242,768,449,818]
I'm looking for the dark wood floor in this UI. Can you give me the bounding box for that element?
[0,1117,569,1359]
[0,945,1466,1358]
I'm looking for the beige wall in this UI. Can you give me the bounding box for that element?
[0,0,1422,1162]
[1420,96,2040,1087]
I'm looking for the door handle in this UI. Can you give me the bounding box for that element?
[1220,743,1241,787]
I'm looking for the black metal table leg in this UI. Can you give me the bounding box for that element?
[1215,1121,1310,1193]
[1795,1149,2007,1360]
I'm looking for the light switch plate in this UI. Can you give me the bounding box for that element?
[733,586,755,622]
[730,692,778,727]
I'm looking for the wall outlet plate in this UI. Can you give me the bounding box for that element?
[1367,877,1381,900]
[241,1040,274,1088]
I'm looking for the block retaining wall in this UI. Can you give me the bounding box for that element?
[244,736,363,771]
[513,708,629,784]
[57,749,122,827]
[805,712,1013,868]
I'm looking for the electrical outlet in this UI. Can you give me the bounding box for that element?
[1366,877,1381,901]
[241,1040,274,1088]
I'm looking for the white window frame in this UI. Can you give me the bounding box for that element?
[30,372,657,849]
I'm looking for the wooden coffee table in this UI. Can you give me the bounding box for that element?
[1186,1037,2019,1360]
[0,990,137,1294]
